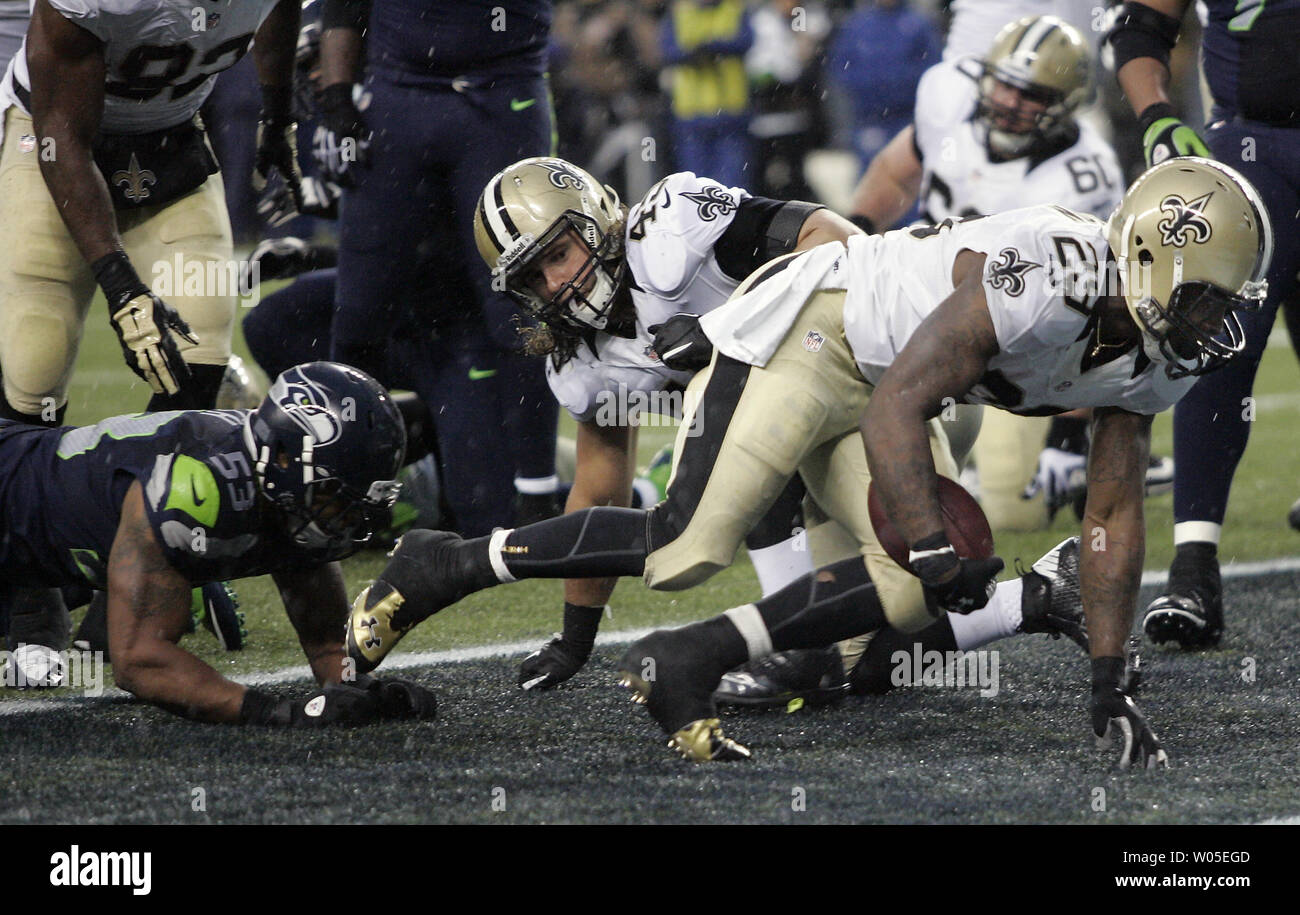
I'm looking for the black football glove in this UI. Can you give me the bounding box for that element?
[313,82,370,185]
[649,313,713,372]
[1091,656,1168,770]
[519,635,590,690]
[253,86,305,226]
[243,235,334,285]
[910,534,1003,615]
[258,174,340,226]
[518,603,604,690]
[239,683,383,728]
[93,252,198,396]
[353,673,439,720]
[1139,102,1210,167]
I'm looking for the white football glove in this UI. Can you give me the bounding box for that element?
[109,293,199,395]
[1021,446,1087,518]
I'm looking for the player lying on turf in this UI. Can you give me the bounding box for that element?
[347,156,1270,767]
[0,362,435,727]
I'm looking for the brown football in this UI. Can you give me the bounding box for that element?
[868,476,995,570]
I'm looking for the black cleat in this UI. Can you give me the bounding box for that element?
[346,529,493,673]
[193,582,246,651]
[712,647,848,708]
[1288,496,1300,532]
[518,634,588,690]
[1144,543,1223,649]
[1017,537,1087,651]
[617,628,750,762]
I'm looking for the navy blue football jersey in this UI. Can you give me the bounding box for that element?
[1201,0,1300,124]
[0,411,351,589]
[368,0,552,84]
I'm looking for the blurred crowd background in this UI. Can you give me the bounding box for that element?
[202,0,1208,247]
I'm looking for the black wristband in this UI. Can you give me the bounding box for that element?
[239,687,284,725]
[1046,414,1089,454]
[849,214,877,235]
[1091,656,1127,693]
[1137,101,1177,134]
[91,251,148,306]
[260,84,295,125]
[562,602,604,653]
[317,82,355,116]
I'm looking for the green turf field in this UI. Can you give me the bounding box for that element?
[3,296,1299,824]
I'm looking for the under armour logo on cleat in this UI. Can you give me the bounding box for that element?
[363,616,382,651]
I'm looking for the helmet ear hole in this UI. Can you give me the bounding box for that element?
[1138,249,1154,266]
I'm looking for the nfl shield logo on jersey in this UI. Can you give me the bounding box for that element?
[803,330,825,353]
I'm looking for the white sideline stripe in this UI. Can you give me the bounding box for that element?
[1258,814,1300,824]
[0,627,659,716]
[4,557,1300,717]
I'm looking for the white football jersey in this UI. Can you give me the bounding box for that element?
[913,60,1123,223]
[842,206,1195,415]
[546,172,752,423]
[2,0,278,134]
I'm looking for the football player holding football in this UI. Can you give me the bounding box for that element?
[1106,0,1300,650]
[711,15,1131,709]
[0,362,436,726]
[346,156,1271,767]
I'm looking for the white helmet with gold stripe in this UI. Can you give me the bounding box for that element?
[475,157,626,332]
[1107,157,1273,378]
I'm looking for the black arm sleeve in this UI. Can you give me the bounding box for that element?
[1105,1,1182,73]
[321,0,370,32]
[713,197,825,282]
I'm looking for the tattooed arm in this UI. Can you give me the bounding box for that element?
[106,482,246,722]
[861,250,997,546]
[272,563,351,685]
[1080,407,1153,658]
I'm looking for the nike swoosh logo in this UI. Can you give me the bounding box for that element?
[521,675,549,690]
[510,97,536,111]
[468,367,497,380]
[191,478,207,506]
[661,343,693,362]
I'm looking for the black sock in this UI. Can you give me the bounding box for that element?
[4,587,71,652]
[1046,414,1089,454]
[561,602,604,654]
[0,396,63,427]
[746,557,887,654]
[147,363,226,412]
[849,618,958,694]
[500,507,649,579]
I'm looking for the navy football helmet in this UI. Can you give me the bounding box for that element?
[245,362,406,552]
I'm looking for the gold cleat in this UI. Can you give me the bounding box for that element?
[345,582,415,674]
[669,719,752,763]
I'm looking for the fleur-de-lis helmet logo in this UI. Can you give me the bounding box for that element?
[1157,192,1214,248]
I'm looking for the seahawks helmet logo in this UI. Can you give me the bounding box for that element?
[682,185,737,222]
[541,161,585,190]
[269,373,342,446]
[1157,193,1213,248]
[986,247,1041,297]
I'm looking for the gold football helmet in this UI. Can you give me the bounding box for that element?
[976,15,1092,158]
[1107,157,1273,378]
[474,157,626,332]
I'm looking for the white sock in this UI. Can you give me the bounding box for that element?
[486,528,517,583]
[748,535,816,595]
[1174,521,1221,547]
[723,604,773,660]
[947,577,1024,651]
[515,474,559,495]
